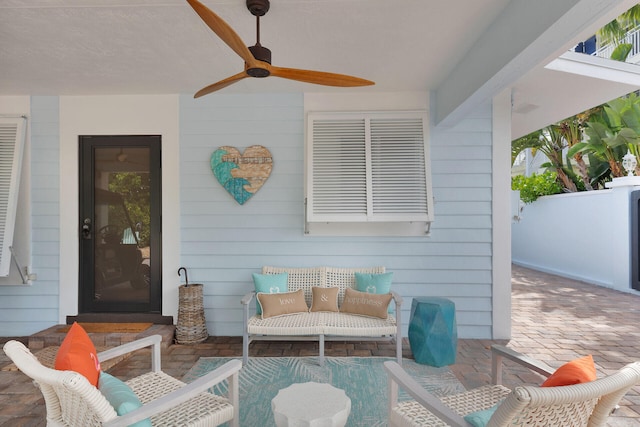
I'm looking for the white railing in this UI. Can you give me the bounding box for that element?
[595,26,640,62]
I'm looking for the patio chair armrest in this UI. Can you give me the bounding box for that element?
[491,344,555,385]
[103,359,242,427]
[384,361,471,427]
[241,291,255,305]
[97,335,162,373]
[390,290,403,309]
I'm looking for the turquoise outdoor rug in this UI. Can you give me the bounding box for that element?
[183,357,465,426]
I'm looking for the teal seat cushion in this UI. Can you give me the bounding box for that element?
[463,403,500,427]
[355,272,394,313]
[98,372,152,427]
[252,272,289,315]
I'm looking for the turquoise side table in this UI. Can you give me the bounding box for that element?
[408,297,457,367]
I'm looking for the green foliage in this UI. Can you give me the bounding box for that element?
[597,5,640,47]
[511,133,538,166]
[511,172,563,204]
[587,154,612,189]
[108,172,151,247]
[511,5,640,194]
[611,43,633,61]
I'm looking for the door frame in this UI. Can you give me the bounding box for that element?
[78,135,162,314]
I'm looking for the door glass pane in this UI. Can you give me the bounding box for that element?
[93,147,151,303]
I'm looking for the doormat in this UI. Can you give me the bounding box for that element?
[56,322,153,333]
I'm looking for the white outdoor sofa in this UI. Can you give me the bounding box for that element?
[241,266,403,366]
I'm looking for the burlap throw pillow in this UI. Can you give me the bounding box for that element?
[310,287,339,312]
[257,289,308,319]
[340,287,392,319]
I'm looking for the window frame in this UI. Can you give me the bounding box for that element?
[305,110,433,236]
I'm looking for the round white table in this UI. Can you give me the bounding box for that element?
[271,382,351,427]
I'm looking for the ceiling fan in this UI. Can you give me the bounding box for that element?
[186,0,375,98]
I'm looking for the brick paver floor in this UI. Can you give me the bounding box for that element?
[1,264,639,425]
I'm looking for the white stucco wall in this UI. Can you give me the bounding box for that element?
[58,95,180,322]
[512,183,640,294]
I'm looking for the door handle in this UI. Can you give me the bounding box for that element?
[82,218,92,239]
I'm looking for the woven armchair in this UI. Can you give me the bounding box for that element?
[384,344,640,427]
[3,335,241,427]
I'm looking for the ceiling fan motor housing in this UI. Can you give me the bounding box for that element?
[247,45,272,77]
[247,0,270,16]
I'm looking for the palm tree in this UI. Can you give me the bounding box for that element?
[594,5,640,62]
[597,4,640,46]
[557,112,595,190]
[512,126,578,192]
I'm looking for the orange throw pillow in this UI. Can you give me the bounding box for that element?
[54,322,101,387]
[541,355,596,387]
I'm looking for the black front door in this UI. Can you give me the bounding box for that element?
[78,135,162,313]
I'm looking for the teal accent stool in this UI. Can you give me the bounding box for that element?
[409,297,457,367]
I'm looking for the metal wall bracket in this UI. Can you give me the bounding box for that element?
[9,246,33,284]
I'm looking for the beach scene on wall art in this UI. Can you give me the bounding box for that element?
[211,145,273,205]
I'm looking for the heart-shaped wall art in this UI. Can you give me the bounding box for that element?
[210,145,273,205]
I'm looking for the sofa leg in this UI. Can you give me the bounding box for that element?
[319,334,325,366]
[243,333,249,365]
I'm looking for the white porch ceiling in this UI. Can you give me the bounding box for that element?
[1,0,639,137]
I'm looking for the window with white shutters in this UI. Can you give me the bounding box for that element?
[306,111,433,235]
[0,117,27,277]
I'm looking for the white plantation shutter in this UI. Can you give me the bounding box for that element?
[307,111,433,228]
[0,117,27,277]
[370,117,430,218]
[311,118,367,218]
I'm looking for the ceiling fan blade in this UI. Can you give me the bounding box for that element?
[194,71,249,98]
[269,66,374,87]
[186,0,258,66]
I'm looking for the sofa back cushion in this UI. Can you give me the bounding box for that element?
[257,289,309,319]
[262,266,323,306]
[340,288,392,319]
[325,267,385,306]
[262,266,386,307]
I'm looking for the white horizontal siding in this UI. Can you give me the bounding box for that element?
[180,94,493,339]
[0,96,60,336]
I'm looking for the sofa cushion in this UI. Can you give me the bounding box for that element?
[253,272,288,315]
[54,322,101,387]
[340,288,392,319]
[310,287,339,312]
[355,271,394,313]
[257,289,309,319]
